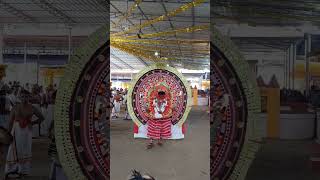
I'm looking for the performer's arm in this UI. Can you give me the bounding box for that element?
[48,120,54,139]
[8,107,15,132]
[32,105,45,125]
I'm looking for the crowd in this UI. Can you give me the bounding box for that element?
[280,85,320,107]
[280,88,308,104]
[110,87,131,120]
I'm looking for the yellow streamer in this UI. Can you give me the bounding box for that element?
[111,38,209,45]
[112,25,209,39]
[112,42,208,54]
[111,0,205,37]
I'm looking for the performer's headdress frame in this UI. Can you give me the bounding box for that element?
[127,63,192,127]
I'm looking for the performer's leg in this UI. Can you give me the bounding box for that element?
[147,139,154,149]
[49,160,56,180]
[157,138,163,146]
[5,126,19,176]
[55,163,68,180]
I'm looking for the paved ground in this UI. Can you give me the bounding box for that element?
[246,139,320,180]
[110,106,210,180]
[1,106,319,180]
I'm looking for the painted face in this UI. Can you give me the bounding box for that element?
[158,91,166,100]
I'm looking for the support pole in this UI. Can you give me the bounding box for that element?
[24,42,27,84]
[293,42,297,90]
[68,26,72,62]
[37,54,40,85]
[305,34,311,98]
[284,49,287,89]
[290,44,294,89]
[287,48,290,89]
[0,25,3,64]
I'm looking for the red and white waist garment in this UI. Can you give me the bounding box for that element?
[147,118,172,139]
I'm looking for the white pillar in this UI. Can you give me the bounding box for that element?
[290,44,294,89]
[68,26,72,62]
[305,34,311,97]
[293,42,297,90]
[24,42,27,84]
[0,25,4,64]
[283,49,287,88]
[286,48,290,89]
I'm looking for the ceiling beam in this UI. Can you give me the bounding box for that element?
[31,0,76,24]
[111,61,123,69]
[95,0,110,13]
[110,2,150,66]
[111,53,135,70]
[0,2,38,23]
[110,2,135,26]
[160,0,183,62]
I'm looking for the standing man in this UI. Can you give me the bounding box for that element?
[5,90,44,178]
[112,90,123,118]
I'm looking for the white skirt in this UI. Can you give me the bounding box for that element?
[41,105,54,136]
[114,101,121,113]
[5,122,32,175]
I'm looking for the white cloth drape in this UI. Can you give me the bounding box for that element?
[40,105,54,136]
[5,122,32,175]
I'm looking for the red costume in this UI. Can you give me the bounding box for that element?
[147,91,172,139]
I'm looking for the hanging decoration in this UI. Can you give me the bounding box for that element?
[111,0,206,37]
[110,0,210,65]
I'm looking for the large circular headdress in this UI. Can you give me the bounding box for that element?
[211,26,261,179]
[54,25,110,180]
[127,63,192,127]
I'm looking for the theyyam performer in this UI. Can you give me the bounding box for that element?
[146,91,172,149]
[127,63,192,150]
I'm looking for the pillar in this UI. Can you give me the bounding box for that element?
[289,44,294,89]
[293,42,297,89]
[305,34,311,97]
[24,42,27,84]
[284,49,287,89]
[0,25,4,64]
[286,48,290,89]
[37,54,40,84]
[68,26,72,62]
[193,87,198,106]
